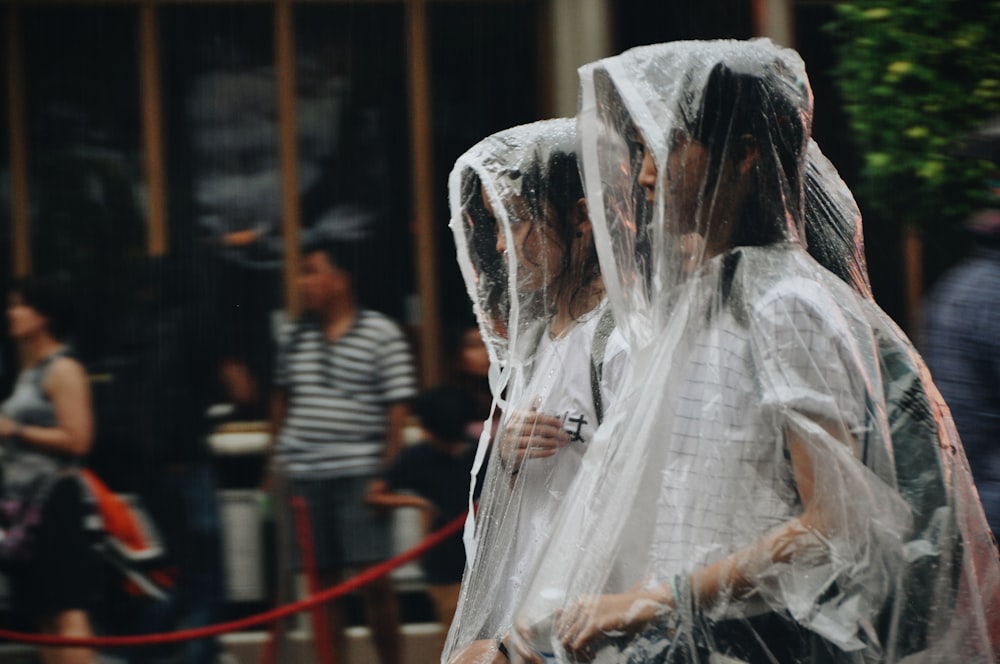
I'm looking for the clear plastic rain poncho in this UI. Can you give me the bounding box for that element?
[509,39,1000,663]
[444,119,629,661]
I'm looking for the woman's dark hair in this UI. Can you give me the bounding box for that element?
[10,274,77,340]
[543,150,587,236]
[685,60,808,248]
[462,169,509,327]
[595,67,655,294]
[547,148,601,317]
[516,146,600,318]
[803,162,868,292]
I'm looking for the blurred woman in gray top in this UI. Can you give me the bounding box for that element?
[0,275,96,664]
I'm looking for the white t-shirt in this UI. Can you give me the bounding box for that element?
[500,300,629,624]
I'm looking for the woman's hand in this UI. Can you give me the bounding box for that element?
[499,405,569,471]
[365,479,436,526]
[447,638,516,664]
[555,585,673,661]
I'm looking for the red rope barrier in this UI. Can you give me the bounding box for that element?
[0,510,469,649]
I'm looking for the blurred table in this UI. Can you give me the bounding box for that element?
[208,419,270,489]
[209,420,270,456]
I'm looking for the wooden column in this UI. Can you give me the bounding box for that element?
[6,6,29,277]
[275,0,301,316]
[406,0,439,387]
[548,0,612,118]
[752,0,794,46]
[139,2,168,256]
[904,224,923,335]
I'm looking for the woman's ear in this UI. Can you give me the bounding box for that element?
[737,134,759,176]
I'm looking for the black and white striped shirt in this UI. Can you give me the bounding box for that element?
[274,310,417,479]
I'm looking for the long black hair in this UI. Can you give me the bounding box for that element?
[684,60,809,249]
[517,146,601,319]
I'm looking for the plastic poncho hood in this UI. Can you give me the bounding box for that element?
[446,118,628,661]
[450,118,581,375]
[576,39,811,350]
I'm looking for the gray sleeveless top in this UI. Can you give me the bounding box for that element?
[0,348,77,496]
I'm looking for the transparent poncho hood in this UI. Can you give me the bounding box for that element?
[446,118,630,660]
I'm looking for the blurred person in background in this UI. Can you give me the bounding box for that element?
[0,275,96,664]
[924,115,1000,542]
[124,254,226,664]
[268,237,417,664]
[367,385,486,656]
[444,321,495,445]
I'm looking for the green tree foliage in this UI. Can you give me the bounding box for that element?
[827,1,999,233]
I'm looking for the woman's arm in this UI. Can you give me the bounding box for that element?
[365,478,434,511]
[5,357,93,457]
[686,420,831,607]
[556,582,675,657]
[557,417,847,658]
[366,478,435,532]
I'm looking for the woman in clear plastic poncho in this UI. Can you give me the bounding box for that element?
[445,119,628,663]
[511,40,999,663]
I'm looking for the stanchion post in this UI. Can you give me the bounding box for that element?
[258,469,291,664]
[258,621,279,664]
[257,598,280,664]
[292,496,337,664]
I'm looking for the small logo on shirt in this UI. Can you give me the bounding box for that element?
[560,411,589,443]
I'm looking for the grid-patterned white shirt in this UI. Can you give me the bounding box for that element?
[650,257,868,580]
[274,310,417,479]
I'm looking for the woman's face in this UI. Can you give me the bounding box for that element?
[636,128,711,270]
[636,128,711,233]
[638,138,658,204]
[663,128,711,237]
[6,293,47,341]
[486,187,565,295]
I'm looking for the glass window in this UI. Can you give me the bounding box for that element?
[294,3,411,321]
[429,1,541,326]
[161,4,280,396]
[161,4,276,257]
[22,6,143,358]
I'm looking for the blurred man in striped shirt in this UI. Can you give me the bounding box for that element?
[270,238,417,664]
